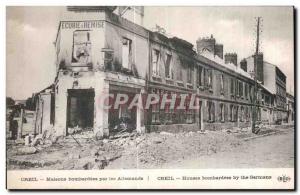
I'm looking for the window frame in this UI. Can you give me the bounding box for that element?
[71,30,92,66]
[152,49,161,77]
[121,37,132,70]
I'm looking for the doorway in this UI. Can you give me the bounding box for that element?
[67,89,95,135]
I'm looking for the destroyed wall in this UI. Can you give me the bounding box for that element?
[145,33,200,132]
[51,8,277,135]
[55,12,106,71]
[34,93,52,135]
[149,33,197,87]
[54,71,108,136]
[104,12,149,78]
[53,10,148,137]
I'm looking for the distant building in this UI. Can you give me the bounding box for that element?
[245,53,264,84]
[286,92,294,123]
[245,56,287,124]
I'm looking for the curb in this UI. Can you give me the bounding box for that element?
[243,131,279,141]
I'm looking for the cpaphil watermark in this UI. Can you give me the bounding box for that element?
[97,92,200,111]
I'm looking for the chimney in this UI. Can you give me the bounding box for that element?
[224,53,238,66]
[214,44,223,59]
[240,59,247,72]
[196,36,216,54]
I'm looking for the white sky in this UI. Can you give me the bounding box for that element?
[6,6,294,99]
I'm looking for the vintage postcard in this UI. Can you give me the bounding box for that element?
[6,6,295,190]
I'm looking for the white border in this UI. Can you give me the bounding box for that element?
[1,0,298,194]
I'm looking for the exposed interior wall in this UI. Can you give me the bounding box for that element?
[54,70,146,136]
[55,17,106,71]
[104,20,149,79]
[54,71,107,136]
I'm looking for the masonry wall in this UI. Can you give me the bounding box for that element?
[56,20,106,71]
[34,93,52,134]
[54,71,106,136]
[53,10,149,136]
[104,17,149,79]
[51,8,278,136]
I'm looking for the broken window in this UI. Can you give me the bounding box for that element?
[178,69,183,81]
[165,54,172,78]
[235,79,239,97]
[220,74,224,93]
[229,104,233,121]
[262,93,265,105]
[72,30,92,65]
[265,95,269,105]
[249,85,253,102]
[197,66,204,87]
[187,67,193,84]
[122,38,132,70]
[245,106,249,122]
[208,69,213,89]
[152,49,160,76]
[207,101,215,122]
[239,81,243,97]
[240,106,244,122]
[245,83,248,99]
[234,106,238,122]
[102,49,114,70]
[219,103,225,122]
[151,89,160,124]
[230,104,238,122]
[230,78,234,95]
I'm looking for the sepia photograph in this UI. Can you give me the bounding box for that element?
[6,5,295,190]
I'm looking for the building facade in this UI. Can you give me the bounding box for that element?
[286,92,294,123]
[245,57,288,124]
[34,7,287,137]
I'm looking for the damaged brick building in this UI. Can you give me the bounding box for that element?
[33,6,288,137]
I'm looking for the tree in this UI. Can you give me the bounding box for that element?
[25,97,36,110]
[6,97,15,107]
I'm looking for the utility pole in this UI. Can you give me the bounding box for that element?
[252,17,261,134]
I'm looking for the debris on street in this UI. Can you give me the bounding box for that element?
[6,124,293,170]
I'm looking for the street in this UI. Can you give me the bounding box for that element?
[7,125,294,170]
[163,126,294,169]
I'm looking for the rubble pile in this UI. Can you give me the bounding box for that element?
[7,124,287,170]
[105,130,241,169]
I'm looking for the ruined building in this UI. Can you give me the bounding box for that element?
[33,6,287,137]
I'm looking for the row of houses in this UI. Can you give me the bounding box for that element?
[33,6,293,138]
